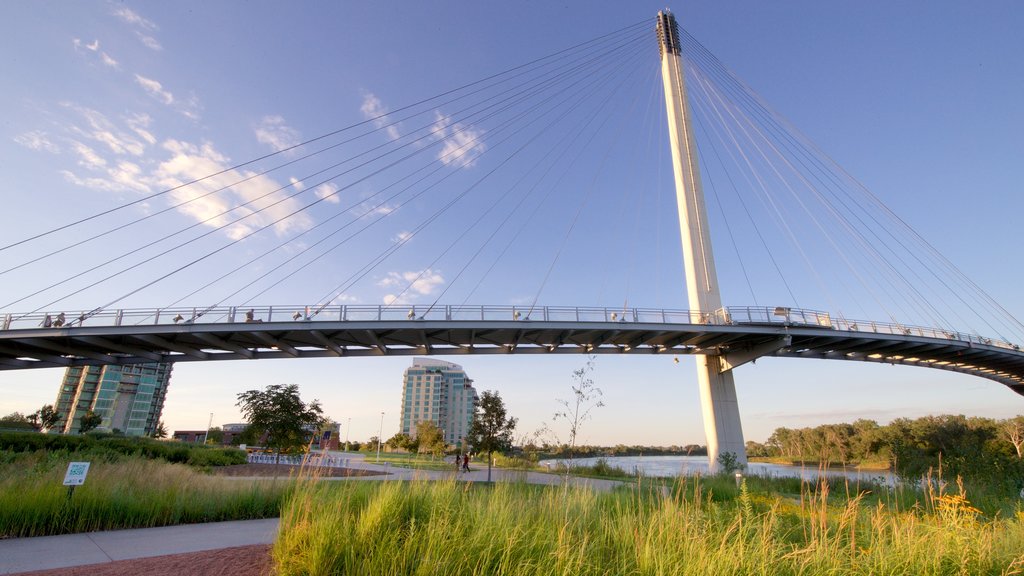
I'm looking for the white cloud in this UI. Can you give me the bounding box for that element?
[154,139,314,240]
[432,111,486,168]
[73,38,100,52]
[135,74,174,105]
[392,231,412,243]
[314,183,340,204]
[112,7,156,30]
[378,269,445,304]
[360,93,401,141]
[125,113,157,145]
[72,38,119,69]
[254,115,301,152]
[70,141,107,169]
[14,131,59,153]
[290,177,305,191]
[100,52,119,68]
[136,33,163,51]
[61,103,147,156]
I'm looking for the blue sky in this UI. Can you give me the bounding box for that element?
[1,2,1022,445]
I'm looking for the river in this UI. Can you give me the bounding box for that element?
[540,455,893,484]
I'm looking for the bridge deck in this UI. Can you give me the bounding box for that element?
[1,305,1022,396]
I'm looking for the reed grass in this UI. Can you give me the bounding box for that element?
[274,474,1024,575]
[0,451,290,537]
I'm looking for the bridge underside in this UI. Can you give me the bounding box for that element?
[1,320,1023,396]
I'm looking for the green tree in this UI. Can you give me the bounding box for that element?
[416,420,446,458]
[33,404,61,433]
[78,410,102,434]
[206,426,225,445]
[236,384,325,465]
[1001,416,1024,459]
[152,421,168,439]
[0,412,35,431]
[553,356,603,473]
[386,432,414,452]
[468,390,518,483]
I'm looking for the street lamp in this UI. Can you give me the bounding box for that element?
[376,411,384,463]
[204,412,213,445]
[345,417,351,452]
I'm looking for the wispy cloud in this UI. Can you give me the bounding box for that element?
[379,269,445,305]
[314,182,340,204]
[392,231,412,243]
[61,103,147,156]
[255,115,301,152]
[136,33,162,51]
[111,7,162,51]
[69,140,107,169]
[432,111,485,168]
[14,131,59,153]
[154,139,314,240]
[72,38,119,69]
[135,74,174,105]
[125,113,157,145]
[361,93,401,141]
[112,7,156,30]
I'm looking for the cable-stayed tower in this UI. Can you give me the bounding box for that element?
[658,10,746,471]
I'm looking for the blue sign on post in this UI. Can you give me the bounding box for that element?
[63,462,90,486]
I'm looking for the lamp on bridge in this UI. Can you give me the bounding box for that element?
[292,311,302,321]
[173,314,184,324]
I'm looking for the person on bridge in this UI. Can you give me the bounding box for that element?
[53,312,65,327]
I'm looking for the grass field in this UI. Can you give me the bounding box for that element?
[0,450,290,537]
[274,474,1024,575]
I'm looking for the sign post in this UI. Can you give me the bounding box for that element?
[63,461,90,500]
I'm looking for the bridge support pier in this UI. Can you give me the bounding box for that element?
[698,356,746,471]
[658,10,747,472]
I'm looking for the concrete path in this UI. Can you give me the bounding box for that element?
[0,457,628,574]
[0,518,279,575]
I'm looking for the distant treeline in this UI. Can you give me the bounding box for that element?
[521,443,707,459]
[747,415,1024,491]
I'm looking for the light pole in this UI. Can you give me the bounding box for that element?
[376,411,384,463]
[345,417,351,452]
[204,412,213,445]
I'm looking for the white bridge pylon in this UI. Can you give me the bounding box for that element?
[658,10,747,471]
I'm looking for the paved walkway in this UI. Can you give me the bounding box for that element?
[0,454,627,574]
[0,518,279,574]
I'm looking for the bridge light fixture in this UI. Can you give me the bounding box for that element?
[611,312,618,321]
[407,309,416,320]
[292,311,302,320]
[513,310,521,320]
[173,314,184,323]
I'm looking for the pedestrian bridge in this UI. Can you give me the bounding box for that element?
[2,304,1022,396]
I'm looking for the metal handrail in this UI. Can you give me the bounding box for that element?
[1,304,1019,352]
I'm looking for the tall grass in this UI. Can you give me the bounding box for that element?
[275,475,1024,575]
[0,451,290,537]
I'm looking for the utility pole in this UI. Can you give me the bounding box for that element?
[376,411,384,463]
[345,417,351,452]
[657,10,746,472]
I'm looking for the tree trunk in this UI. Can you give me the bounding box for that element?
[487,451,493,483]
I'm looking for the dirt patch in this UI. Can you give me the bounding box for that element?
[212,463,383,478]
[12,544,273,576]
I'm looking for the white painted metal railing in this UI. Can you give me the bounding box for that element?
[1,304,1018,352]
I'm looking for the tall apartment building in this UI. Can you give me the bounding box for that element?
[400,358,478,445]
[54,363,172,436]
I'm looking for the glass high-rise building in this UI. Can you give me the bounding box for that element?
[54,363,172,436]
[400,358,477,445]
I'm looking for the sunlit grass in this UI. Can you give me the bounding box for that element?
[275,474,1024,575]
[0,451,290,537]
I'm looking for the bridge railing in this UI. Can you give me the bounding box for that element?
[1,304,1018,352]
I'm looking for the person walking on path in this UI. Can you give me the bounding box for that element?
[462,453,470,473]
